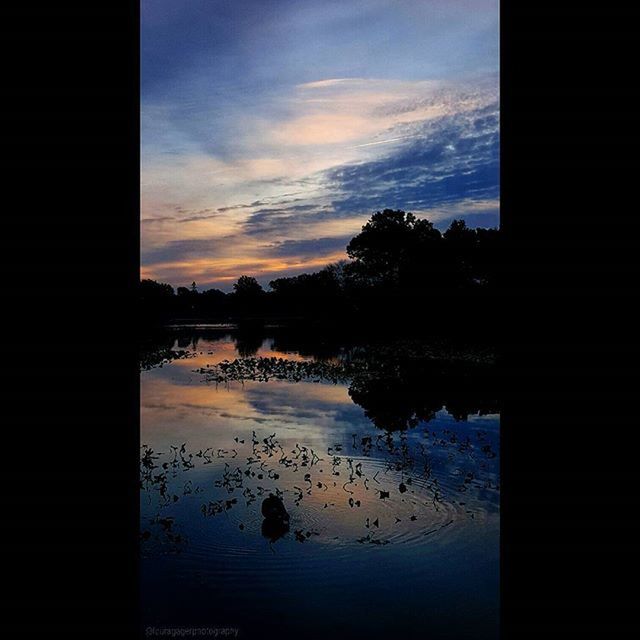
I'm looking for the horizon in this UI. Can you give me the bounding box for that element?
[141,0,500,292]
[143,213,501,293]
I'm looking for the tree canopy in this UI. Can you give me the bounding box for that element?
[232,275,264,297]
[141,209,500,330]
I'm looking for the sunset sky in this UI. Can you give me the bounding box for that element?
[141,0,499,291]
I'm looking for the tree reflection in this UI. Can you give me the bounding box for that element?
[348,377,445,431]
[142,327,499,428]
[233,325,265,358]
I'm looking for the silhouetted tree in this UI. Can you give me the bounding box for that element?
[347,209,417,282]
[140,278,174,299]
[269,265,348,318]
[199,288,228,317]
[346,209,448,294]
[140,208,500,334]
[230,275,265,315]
[140,279,176,320]
[233,275,264,297]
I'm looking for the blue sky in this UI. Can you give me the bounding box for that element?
[141,0,499,290]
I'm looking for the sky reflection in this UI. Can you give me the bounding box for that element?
[141,330,499,639]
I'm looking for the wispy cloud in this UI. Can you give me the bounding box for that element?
[141,1,499,290]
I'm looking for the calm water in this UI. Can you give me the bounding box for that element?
[141,328,500,639]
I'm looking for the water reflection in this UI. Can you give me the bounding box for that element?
[262,517,290,544]
[141,327,500,639]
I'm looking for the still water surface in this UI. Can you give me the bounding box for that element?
[141,328,499,639]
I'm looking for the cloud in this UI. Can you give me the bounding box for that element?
[326,100,500,214]
[141,237,236,265]
[266,236,352,258]
[140,2,499,289]
[265,77,496,152]
[298,78,365,90]
[141,253,349,290]
[236,96,499,239]
[141,91,499,289]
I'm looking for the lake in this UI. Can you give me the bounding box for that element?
[140,326,500,639]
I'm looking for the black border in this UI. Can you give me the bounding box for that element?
[4,2,639,638]
[4,2,140,637]
[501,2,639,638]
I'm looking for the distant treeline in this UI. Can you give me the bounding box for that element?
[141,209,500,333]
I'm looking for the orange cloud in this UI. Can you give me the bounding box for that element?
[141,251,348,286]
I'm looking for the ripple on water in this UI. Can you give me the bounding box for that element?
[140,409,500,583]
[142,445,498,590]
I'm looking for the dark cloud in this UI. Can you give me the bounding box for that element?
[266,236,351,258]
[326,103,500,216]
[141,216,176,224]
[243,205,330,237]
[237,101,499,243]
[142,236,233,264]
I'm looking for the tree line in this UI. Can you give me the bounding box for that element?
[141,209,500,331]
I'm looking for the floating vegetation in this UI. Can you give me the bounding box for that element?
[140,347,195,371]
[198,356,354,385]
[141,329,500,638]
[140,420,499,555]
[194,344,499,430]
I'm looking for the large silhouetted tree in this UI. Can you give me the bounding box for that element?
[233,275,264,297]
[231,275,265,314]
[140,278,174,299]
[140,208,500,330]
[140,279,176,319]
[346,209,443,287]
[346,209,499,293]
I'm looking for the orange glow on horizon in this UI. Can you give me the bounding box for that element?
[140,250,348,287]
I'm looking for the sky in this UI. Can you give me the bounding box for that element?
[141,0,499,291]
